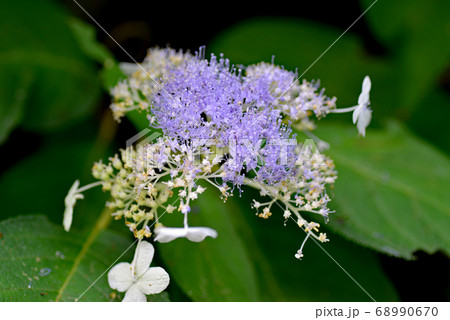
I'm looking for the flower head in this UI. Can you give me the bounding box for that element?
[245,62,337,122]
[110,48,189,121]
[352,76,372,137]
[79,47,371,260]
[108,241,169,302]
[150,51,293,184]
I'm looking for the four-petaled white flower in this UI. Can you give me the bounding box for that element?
[352,76,372,137]
[154,226,218,243]
[108,241,170,302]
[63,180,84,232]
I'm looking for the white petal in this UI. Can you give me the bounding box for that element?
[107,262,133,292]
[66,180,80,201]
[137,267,170,295]
[357,108,372,137]
[154,227,188,243]
[362,76,371,94]
[63,180,84,232]
[358,76,371,106]
[186,227,218,242]
[132,241,155,279]
[63,206,74,232]
[352,105,362,124]
[358,92,369,107]
[154,226,218,243]
[122,284,147,302]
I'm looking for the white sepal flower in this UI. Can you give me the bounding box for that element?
[352,76,372,137]
[154,226,218,243]
[63,180,84,232]
[108,241,169,302]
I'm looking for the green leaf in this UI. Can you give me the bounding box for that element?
[360,0,450,52]
[126,109,154,133]
[67,17,126,91]
[407,88,450,154]
[0,215,135,301]
[0,69,34,143]
[147,291,170,302]
[0,124,110,228]
[156,189,260,301]
[100,63,127,91]
[231,187,398,301]
[123,107,163,144]
[156,187,397,301]
[360,0,450,113]
[310,121,450,259]
[67,18,113,64]
[0,0,101,136]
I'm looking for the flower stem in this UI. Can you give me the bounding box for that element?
[55,206,113,301]
[329,106,357,113]
[77,181,104,193]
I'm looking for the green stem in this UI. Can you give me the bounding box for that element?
[82,110,118,180]
[56,108,119,301]
[55,206,112,301]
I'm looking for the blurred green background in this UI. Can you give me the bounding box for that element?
[0,0,449,302]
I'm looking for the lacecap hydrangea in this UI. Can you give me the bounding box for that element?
[63,47,372,294]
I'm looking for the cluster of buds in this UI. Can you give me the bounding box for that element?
[110,48,187,121]
[87,132,336,258]
[89,137,229,240]
[247,139,336,257]
[245,62,337,131]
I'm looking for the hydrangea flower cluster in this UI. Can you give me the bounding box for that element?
[90,137,224,240]
[63,47,372,301]
[245,62,337,130]
[110,48,186,121]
